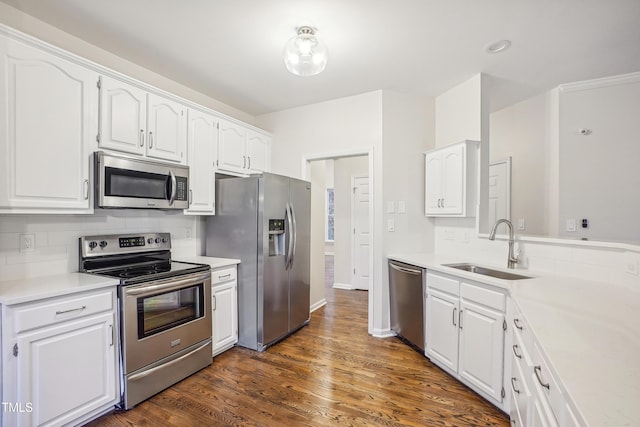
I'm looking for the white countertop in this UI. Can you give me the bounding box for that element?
[179,256,240,269]
[388,252,640,427]
[0,273,119,305]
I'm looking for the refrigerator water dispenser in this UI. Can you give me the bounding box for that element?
[268,219,285,256]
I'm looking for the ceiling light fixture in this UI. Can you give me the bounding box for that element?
[485,39,512,54]
[283,26,328,76]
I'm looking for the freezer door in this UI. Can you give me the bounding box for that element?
[259,174,291,348]
[288,178,311,331]
[206,176,260,350]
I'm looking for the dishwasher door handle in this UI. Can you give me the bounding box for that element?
[389,263,422,275]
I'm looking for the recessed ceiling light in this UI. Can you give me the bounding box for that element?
[485,39,512,54]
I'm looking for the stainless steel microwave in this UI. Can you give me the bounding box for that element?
[95,151,189,209]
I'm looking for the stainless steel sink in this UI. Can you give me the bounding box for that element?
[443,263,532,280]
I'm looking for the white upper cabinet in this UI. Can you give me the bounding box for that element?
[246,130,270,173]
[99,76,187,164]
[424,140,478,217]
[218,119,247,173]
[185,108,218,215]
[147,93,186,163]
[98,75,146,156]
[218,118,270,175]
[0,33,97,213]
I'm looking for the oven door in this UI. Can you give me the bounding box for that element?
[96,151,189,209]
[121,271,211,374]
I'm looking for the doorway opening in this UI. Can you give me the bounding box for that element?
[303,149,374,332]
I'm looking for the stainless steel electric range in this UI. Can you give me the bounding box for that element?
[79,232,212,409]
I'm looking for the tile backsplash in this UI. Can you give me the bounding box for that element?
[0,211,203,282]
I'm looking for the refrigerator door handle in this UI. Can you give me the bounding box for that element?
[285,202,294,270]
[290,202,297,268]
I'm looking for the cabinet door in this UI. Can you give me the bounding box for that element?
[147,93,187,163]
[13,312,117,427]
[424,151,443,214]
[441,144,464,214]
[246,130,270,173]
[212,281,238,356]
[426,289,459,373]
[458,298,505,403]
[99,75,147,156]
[185,109,217,215]
[0,36,95,212]
[218,119,247,173]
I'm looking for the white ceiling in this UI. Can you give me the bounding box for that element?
[2,0,639,116]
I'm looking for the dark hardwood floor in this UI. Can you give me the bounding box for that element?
[87,287,509,426]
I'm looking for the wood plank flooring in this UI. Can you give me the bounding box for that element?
[87,288,509,426]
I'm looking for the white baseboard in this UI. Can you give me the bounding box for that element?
[332,282,353,290]
[310,298,327,313]
[371,328,396,338]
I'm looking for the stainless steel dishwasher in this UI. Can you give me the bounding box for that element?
[388,260,425,352]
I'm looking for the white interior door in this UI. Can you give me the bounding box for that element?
[488,158,511,226]
[351,175,370,290]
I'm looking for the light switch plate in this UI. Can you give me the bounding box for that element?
[517,218,526,230]
[387,201,395,214]
[397,201,406,214]
[566,219,577,232]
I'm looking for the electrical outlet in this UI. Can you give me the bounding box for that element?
[20,234,35,252]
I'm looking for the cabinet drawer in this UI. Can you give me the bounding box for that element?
[211,267,236,285]
[426,272,459,296]
[11,290,114,334]
[460,282,505,311]
[532,342,564,422]
[512,309,533,356]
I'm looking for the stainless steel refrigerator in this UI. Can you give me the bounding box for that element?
[205,173,311,351]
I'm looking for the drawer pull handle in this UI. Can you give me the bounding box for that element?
[212,295,217,311]
[218,273,232,280]
[510,377,520,394]
[452,307,457,326]
[534,365,550,390]
[513,318,523,330]
[56,305,87,315]
[512,344,522,359]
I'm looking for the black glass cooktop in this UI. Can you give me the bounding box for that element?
[95,260,209,285]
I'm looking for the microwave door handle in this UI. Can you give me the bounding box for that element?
[168,169,177,205]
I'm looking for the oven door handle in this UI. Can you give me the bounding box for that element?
[127,339,211,382]
[124,272,211,297]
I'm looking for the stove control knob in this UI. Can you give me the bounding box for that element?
[155,237,161,244]
[88,241,97,250]
[162,237,168,243]
[99,240,108,249]
[147,238,154,244]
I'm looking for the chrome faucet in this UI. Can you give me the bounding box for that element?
[489,219,520,269]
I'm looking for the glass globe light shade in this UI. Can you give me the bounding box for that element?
[283,26,327,76]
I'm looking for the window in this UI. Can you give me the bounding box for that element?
[326,188,334,241]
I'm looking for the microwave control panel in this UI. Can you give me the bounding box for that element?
[175,176,188,201]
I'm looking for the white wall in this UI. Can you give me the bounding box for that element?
[333,156,368,287]
[0,212,201,282]
[0,2,255,125]
[490,91,556,236]
[309,161,327,311]
[559,75,640,242]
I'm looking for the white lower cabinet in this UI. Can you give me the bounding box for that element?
[211,266,238,356]
[426,271,507,408]
[1,288,119,427]
[508,298,585,427]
